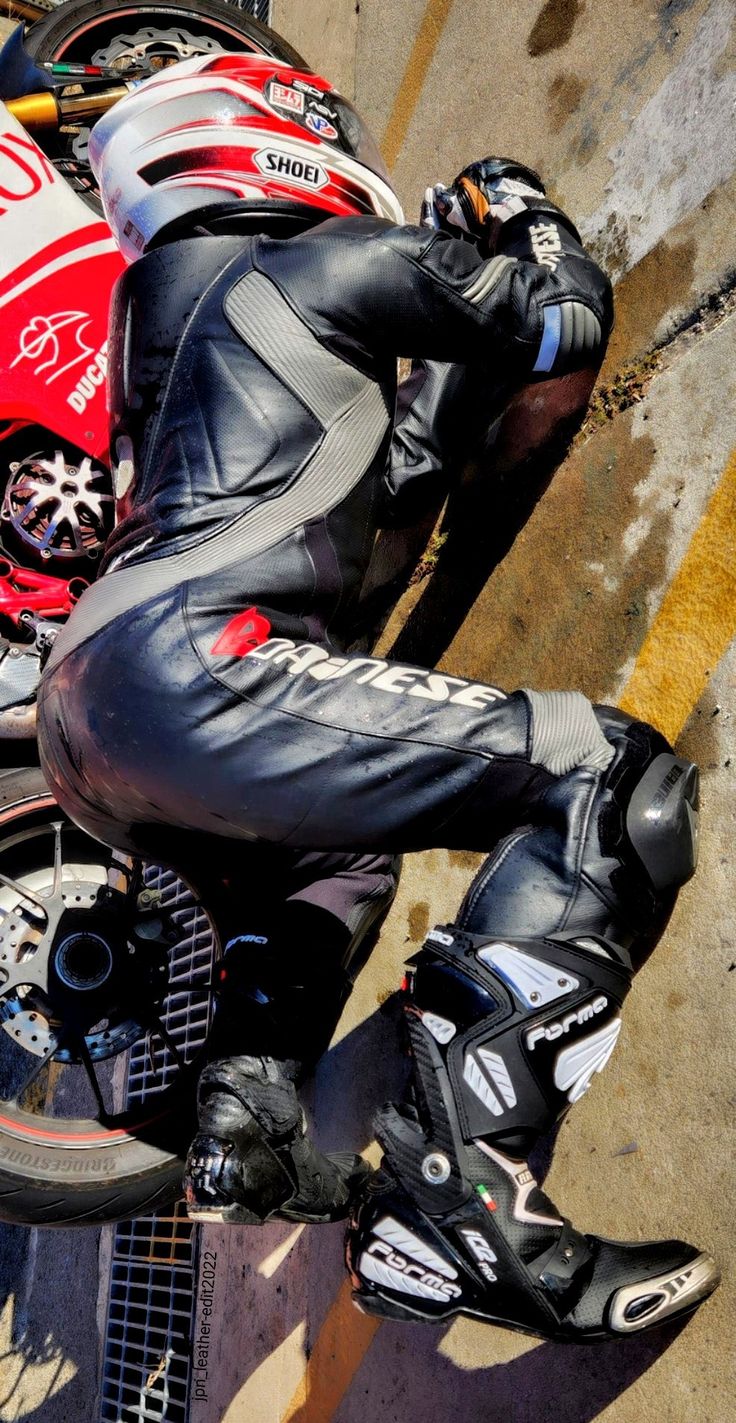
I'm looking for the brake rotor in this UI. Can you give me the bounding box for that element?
[71,25,227,163]
[91,23,227,69]
[0,864,146,1063]
[2,449,113,562]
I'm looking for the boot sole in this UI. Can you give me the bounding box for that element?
[186,1201,266,1225]
[187,1202,352,1226]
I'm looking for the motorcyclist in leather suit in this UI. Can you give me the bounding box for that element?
[36,54,718,1341]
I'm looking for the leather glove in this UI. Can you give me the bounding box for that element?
[421,156,548,251]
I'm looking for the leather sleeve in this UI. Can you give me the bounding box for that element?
[365,207,612,527]
[258,213,612,377]
[379,359,510,528]
[251,211,611,530]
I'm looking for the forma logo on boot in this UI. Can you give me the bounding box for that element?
[526,994,609,1049]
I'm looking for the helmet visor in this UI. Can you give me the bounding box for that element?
[277,77,393,185]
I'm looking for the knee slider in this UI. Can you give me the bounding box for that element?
[626,753,699,892]
[593,706,699,894]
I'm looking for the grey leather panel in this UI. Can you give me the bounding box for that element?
[47,274,390,669]
[225,271,371,425]
[464,255,515,305]
[523,689,614,776]
[558,301,602,362]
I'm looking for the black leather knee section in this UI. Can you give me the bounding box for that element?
[456,705,698,969]
[593,706,699,893]
[626,754,699,892]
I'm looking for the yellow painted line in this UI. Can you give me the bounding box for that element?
[281,1279,381,1423]
[382,0,456,170]
[281,446,736,1423]
[620,447,736,741]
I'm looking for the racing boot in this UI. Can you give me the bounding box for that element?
[347,924,719,1339]
[348,711,718,1339]
[185,851,398,1224]
[184,1055,370,1224]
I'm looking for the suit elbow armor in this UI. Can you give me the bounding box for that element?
[532,297,607,375]
[497,206,613,377]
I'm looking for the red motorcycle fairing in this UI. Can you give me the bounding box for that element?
[0,103,123,461]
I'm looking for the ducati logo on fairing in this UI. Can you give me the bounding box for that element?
[526,995,608,1050]
[366,1241,462,1299]
[254,148,328,190]
[11,310,95,386]
[66,341,109,414]
[460,1229,498,1282]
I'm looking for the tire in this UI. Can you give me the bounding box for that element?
[24,0,308,208]
[0,766,218,1225]
[25,0,307,69]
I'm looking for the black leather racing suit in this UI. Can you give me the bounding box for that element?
[37,204,676,1066]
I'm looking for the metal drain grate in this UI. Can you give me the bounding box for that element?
[99,865,218,1423]
[100,1202,199,1422]
[125,869,216,1107]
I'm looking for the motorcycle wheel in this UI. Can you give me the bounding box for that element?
[24,0,308,208]
[0,765,220,1225]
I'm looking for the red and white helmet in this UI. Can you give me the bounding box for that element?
[89,53,404,262]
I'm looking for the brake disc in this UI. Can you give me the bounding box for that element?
[71,24,227,162]
[0,863,147,1062]
[91,23,226,68]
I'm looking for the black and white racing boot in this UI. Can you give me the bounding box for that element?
[184,1056,370,1224]
[346,927,719,1340]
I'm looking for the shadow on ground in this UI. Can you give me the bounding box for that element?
[332,1312,689,1423]
[361,370,598,668]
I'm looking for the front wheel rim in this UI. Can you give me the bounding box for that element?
[0,815,218,1155]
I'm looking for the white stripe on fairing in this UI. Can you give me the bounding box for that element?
[0,105,106,275]
[0,239,119,314]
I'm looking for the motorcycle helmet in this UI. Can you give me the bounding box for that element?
[89,53,404,263]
